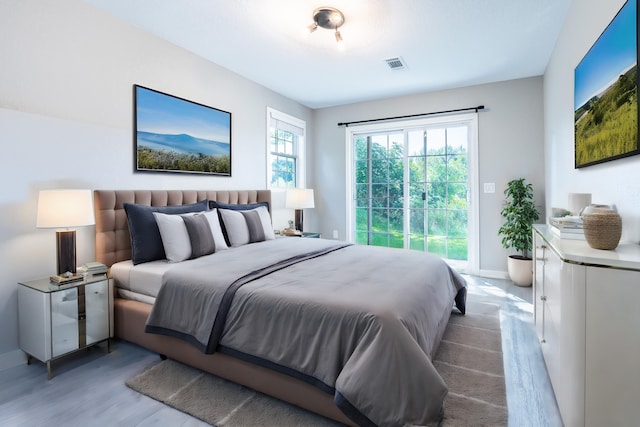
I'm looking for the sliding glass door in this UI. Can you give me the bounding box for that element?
[348,114,478,272]
[354,132,405,247]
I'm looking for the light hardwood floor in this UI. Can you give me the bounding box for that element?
[0,275,563,427]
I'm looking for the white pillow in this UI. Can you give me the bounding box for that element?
[219,206,275,247]
[219,209,250,247]
[153,210,228,262]
[202,209,228,251]
[255,206,276,240]
[153,212,192,262]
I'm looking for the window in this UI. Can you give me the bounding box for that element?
[347,113,479,273]
[267,108,306,189]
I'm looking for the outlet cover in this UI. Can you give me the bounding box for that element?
[484,183,496,193]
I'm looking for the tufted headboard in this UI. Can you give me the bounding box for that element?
[94,190,271,268]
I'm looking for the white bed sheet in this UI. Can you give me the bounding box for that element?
[116,288,156,304]
[110,259,173,299]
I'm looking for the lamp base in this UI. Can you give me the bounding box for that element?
[56,230,76,275]
[294,209,304,232]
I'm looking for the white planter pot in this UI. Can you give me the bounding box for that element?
[507,255,533,287]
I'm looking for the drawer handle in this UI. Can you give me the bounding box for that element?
[540,296,547,302]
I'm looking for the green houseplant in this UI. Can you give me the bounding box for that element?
[498,178,540,286]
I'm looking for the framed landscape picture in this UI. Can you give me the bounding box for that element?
[134,85,231,176]
[574,0,639,168]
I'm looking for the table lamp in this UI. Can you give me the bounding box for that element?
[36,189,95,276]
[285,188,315,232]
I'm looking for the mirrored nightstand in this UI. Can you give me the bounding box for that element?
[17,275,113,379]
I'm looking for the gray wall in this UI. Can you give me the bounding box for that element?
[544,0,640,243]
[0,0,311,363]
[310,77,545,276]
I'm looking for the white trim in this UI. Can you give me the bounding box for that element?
[477,269,510,280]
[344,129,354,240]
[344,113,479,274]
[266,107,307,188]
[467,113,480,275]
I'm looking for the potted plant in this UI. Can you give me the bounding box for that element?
[498,178,540,286]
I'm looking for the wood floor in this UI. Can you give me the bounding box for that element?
[0,275,563,427]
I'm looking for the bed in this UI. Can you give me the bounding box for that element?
[95,189,467,427]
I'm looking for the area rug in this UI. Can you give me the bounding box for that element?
[434,299,507,426]
[126,300,506,427]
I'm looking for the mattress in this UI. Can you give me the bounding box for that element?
[111,258,174,299]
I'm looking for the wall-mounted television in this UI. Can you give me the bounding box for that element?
[574,0,639,168]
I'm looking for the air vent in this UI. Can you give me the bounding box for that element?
[385,57,407,70]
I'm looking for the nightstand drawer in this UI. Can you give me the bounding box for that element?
[51,288,79,357]
[85,280,109,345]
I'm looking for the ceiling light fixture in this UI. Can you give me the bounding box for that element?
[309,7,345,46]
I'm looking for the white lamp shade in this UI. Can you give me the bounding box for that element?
[285,188,315,209]
[36,189,95,228]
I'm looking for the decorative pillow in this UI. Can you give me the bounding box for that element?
[218,209,250,247]
[153,212,192,262]
[209,201,273,246]
[153,210,227,262]
[203,209,228,251]
[218,206,275,247]
[124,200,208,265]
[182,214,215,258]
[241,209,266,243]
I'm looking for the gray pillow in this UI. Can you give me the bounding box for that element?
[241,209,266,243]
[183,214,215,258]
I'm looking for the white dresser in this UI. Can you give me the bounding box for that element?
[533,225,640,427]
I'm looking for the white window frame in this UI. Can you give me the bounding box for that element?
[344,113,479,274]
[266,107,306,189]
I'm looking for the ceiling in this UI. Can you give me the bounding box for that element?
[86,0,573,109]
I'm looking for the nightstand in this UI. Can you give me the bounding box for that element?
[18,275,113,379]
[300,232,321,238]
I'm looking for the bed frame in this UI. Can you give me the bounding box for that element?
[94,190,356,426]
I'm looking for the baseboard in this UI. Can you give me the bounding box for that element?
[477,269,510,280]
[0,349,26,372]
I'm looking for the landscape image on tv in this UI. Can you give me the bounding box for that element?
[574,0,638,168]
[135,85,231,175]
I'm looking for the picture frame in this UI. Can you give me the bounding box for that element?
[574,0,639,168]
[134,85,232,176]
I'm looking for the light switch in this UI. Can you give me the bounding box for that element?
[484,183,496,193]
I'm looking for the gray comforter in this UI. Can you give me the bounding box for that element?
[146,238,467,427]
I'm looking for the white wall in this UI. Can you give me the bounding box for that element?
[0,0,311,360]
[544,0,640,243]
[311,77,545,275]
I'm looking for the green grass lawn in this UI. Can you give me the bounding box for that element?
[357,230,468,260]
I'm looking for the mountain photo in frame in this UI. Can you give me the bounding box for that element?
[134,85,231,176]
[574,0,639,168]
